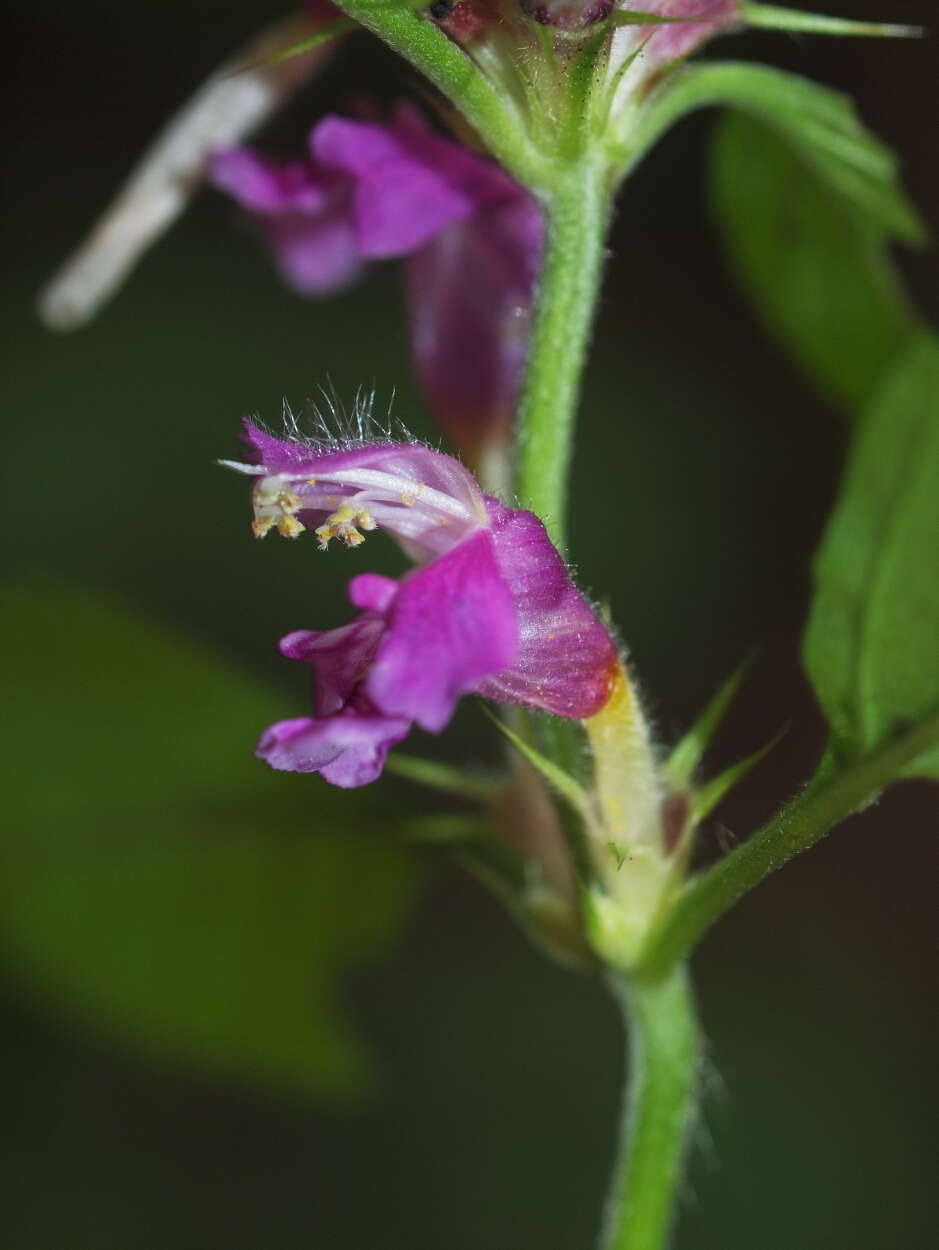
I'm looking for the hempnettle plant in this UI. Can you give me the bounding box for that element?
[40,2,937,1247]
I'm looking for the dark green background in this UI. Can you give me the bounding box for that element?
[3,3,937,1247]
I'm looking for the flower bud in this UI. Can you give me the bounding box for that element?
[520,0,614,32]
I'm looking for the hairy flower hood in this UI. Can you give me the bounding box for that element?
[224,421,617,785]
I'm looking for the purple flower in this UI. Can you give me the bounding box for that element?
[637,1,740,67]
[210,109,542,458]
[607,1,741,99]
[521,0,615,32]
[434,0,739,50]
[436,2,740,107]
[224,423,617,787]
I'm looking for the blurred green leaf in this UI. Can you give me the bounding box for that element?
[803,332,939,777]
[637,63,924,240]
[0,586,421,1101]
[631,62,924,411]
[711,111,917,411]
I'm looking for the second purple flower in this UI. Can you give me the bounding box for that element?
[210,107,542,464]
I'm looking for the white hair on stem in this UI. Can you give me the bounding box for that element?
[37,10,337,331]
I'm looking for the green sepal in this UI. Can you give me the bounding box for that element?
[483,709,591,819]
[245,0,440,70]
[249,17,359,67]
[402,814,498,843]
[741,3,921,38]
[608,10,714,26]
[384,753,502,803]
[605,37,652,105]
[434,805,595,969]
[690,729,785,825]
[665,658,752,789]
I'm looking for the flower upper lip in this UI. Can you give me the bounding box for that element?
[225,420,490,560]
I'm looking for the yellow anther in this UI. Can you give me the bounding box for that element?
[306,477,317,485]
[252,478,304,539]
[313,504,376,551]
[277,515,305,538]
[399,482,426,507]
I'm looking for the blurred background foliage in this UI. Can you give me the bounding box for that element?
[2,2,937,1247]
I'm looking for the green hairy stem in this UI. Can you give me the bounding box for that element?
[328,0,548,187]
[514,161,610,548]
[599,968,699,1250]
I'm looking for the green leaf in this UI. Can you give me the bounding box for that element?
[711,111,917,410]
[633,63,924,245]
[690,730,783,825]
[803,332,939,778]
[628,63,924,405]
[0,586,421,1101]
[626,60,925,410]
